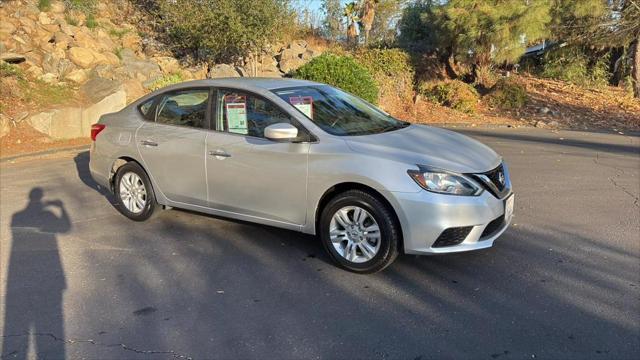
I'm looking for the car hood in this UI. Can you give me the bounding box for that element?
[345,125,501,173]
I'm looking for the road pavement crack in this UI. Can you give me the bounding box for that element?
[593,153,639,208]
[1,332,193,359]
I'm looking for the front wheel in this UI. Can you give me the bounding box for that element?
[319,190,400,273]
[114,162,157,221]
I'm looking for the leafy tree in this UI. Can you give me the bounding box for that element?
[322,0,344,41]
[155,0,294,64]
[370,0,407,45]
[344,2,360,46]
[399,0,551,79]
[359,0,378,45]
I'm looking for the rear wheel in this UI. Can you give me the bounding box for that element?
[320,190,400,273]
[114,162,157,221]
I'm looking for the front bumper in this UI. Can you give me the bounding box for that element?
[384,188,513,255]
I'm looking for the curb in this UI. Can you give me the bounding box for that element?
[1,144,91,163]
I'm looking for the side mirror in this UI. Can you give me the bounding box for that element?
[264,123,299,141]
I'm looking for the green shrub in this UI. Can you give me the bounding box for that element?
[0,62,23,78]
[109,28,130,39]
[293,53,379,104]
[64,0,97,14]
[486,77,528,109]
[353,48,415,99]
[419,80,479,114]
[38,0,51,11]
[540,47,611,87]
[157,0,294,64]
[65,15,79,26]
[353,48,414,78]
[85,14,98,29]
[146,73,184,91]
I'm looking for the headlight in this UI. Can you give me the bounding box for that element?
[407,166,482,196]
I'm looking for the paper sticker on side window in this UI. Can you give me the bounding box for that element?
[289,96,313,119]
[225,95,247,134]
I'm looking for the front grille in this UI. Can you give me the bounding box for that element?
[480,215,504,239]
[470,164,508,198]
[433,226,473,248]
[484,164,506,191]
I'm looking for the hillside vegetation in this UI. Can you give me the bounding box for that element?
[1,0,639,157]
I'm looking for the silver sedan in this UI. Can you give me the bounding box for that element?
[89,78,514,273]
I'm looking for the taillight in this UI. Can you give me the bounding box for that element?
[91,124,106,141]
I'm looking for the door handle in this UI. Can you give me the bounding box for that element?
[141,140,158,147]
[209,150,231,158]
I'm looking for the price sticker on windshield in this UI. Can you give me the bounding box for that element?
[289,96,313,119]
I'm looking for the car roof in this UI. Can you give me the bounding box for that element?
[130,77,325,107]
[162,77,323,91]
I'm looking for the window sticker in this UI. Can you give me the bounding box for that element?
[289,96,313,119]
[225,94,247,134]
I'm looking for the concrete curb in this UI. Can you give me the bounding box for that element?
[0,144,91,163]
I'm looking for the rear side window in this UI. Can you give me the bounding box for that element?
[138,99,154,120]
[139,99,153,116]
[156,89,209,128]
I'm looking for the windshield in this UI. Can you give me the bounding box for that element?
[273,85,410,136]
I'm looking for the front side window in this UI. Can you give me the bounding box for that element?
[216,89,295,138]
[273,85,409,136]
[156,89,209,128]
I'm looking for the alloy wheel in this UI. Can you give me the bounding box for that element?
[119,172,147,214]
[329,206,381,263]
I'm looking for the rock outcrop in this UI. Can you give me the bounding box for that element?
[0,0,324,141]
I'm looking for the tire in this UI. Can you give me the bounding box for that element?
[319,189,400,273]
[114,162,157,221]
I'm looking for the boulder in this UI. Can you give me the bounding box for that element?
[53,31,73,48]
[154,56,181,74]
[80,77,124,103]
[0,114,10,138]
[25,65,44,79]
[57,58,75,78]
[26,90,126,139]
[73,30,97,50]
[42,53,60,74]
[39,72,58,84]
[0,21,17,36]
[0,52,25,63]
[186,66,207,80]
[65,68,88,84]
[287,40,308,55]
[122,79,147,103]
[50,1,66,13]
[90,64,115,80]
[103,52,120,65]
[121,32,141,51]
[38,12,53,25]
[301,48,320,61]
[208,64,240,78]
[18,17,36,33]
[68,47,97,68]
[120,53,162,82]
[28,107,83,139]
[278,56,305,74]
[81,90,126,135]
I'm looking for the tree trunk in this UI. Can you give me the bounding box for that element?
[632,37,640,98]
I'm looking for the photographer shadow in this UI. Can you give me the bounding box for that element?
[1,188,70,359]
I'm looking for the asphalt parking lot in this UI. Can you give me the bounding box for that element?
[1,127,638,359]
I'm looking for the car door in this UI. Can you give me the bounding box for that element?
[205,88,310,226]
[136,87,211,207]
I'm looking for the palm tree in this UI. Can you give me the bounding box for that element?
[359,0,377,45]
[344,2,360,46]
